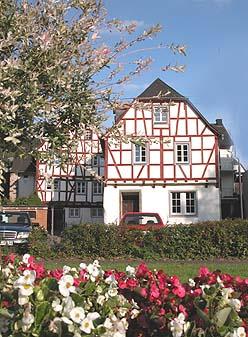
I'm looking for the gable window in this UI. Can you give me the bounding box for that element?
[134,144,147,164]
[76,181,86,194]
[176,143,189,163]
[84,129,92,140]
[69,208,80,218]
[170,192,196,216]
[91,208,104,218]
[153,105,169,124]
[93,182,103,195]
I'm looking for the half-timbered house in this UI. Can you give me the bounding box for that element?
[36,131,104,233]
[104,78,222,224]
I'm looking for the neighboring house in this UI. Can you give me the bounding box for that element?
[36,131,104,233]
[104,78,221,225]
[8,157,36,201]
[211,119,245,218]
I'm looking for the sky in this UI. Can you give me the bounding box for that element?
[104,0,248,167]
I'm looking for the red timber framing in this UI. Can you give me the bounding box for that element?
[105,99,219,185]
[36,134,104,205]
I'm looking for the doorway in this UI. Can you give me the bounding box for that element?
[121,192,140,215]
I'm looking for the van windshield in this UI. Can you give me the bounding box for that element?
[0,212,30,226]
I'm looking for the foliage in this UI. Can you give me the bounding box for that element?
[60,220,248,260]
[0,254,247,337]
[0,0,186,194]
[26,225,55,258]
[2,193,42,206]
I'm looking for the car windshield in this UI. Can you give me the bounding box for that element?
[123,214,160,225]
[0,213,30,226]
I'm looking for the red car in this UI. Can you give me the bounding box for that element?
[119,212,165,231]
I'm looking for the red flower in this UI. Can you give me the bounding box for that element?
[173,285,186,298]
[136,263,149,278]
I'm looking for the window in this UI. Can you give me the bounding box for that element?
[153,105,169,124]
[176,143,189,163]
[134,144,147,164]
[46,179,60,191]
[170,192,196,215]
[84,129,92,140]
[91,208,104,218]
[69,208,80,218]
[93,182,103,194]
[76,181,86,194]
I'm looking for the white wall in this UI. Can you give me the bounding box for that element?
[104,184,221,225]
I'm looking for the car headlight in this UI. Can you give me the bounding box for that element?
[17,232,30,239]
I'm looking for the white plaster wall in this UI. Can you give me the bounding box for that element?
[104,184,221,225]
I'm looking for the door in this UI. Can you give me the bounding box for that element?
[121,192,139,215]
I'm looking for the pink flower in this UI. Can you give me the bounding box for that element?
[199,267,210,278]
[173,285,186,298]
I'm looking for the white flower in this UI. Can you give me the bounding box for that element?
[52,298,62,312]
[169,313,186,337]
[105,274,117,285]
[119,307,128,317]
[79,262,87,270]
[22,254,31,264]
[18,295,29,306]
[14,270,36,297]
[87,263,101,281]
[221,287,234,300]
[229,298,241,312]
[18,284,34,297]
[61,316,73,325]
[126,265,135,276]
[97,295,105,306]
[58,275,76,297]
[103,318,113,329]
[62,296,75,315]
[22,308,34,332]
[108,287,118,297]
[87,312,100,321]
[70,307,85,324]
[188,278,195,287]
[231,327,246,337]
[63,265,71,274]
[131,309,140,319]
[217,276,224,287]
[80,318,94,334]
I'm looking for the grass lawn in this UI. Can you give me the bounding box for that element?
[43,258,248,282]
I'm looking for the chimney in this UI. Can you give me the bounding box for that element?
[216,119,223,125]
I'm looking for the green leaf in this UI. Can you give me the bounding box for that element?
[35,301,50,327]
[215,307,232,328]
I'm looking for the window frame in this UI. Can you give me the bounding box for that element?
[76,180,86,195]
[153,105,169,124]
[170,191,197,216]
[93,182,103,195]
[133,144,147,164]
[175,143,190,164]
[46,179,60,191]
[91,207,104,218]
[69,208,80,218]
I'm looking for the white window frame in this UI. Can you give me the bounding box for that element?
[76,181,86,194]
[46,179,60,191]
[69,208,80,218]
[170,192,197,216]
[84,129,92,140]
[153,105,169,124]
[93,182,103,195]
[133,144,147,164]
[175,143,190,164]
[91,208,104,218]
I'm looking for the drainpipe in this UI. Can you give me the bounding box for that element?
[238,158,244,219]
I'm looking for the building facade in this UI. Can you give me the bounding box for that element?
[104,78,221,225]
[36,132,104,233]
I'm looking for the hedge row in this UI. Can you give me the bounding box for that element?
[56,219,248,259]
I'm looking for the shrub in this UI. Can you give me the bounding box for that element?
[26,226,56,258]
[2,193,42,206]
[59,219,248,260]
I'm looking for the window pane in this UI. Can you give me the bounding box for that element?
[171,192,181,213]
[186,192,195,214]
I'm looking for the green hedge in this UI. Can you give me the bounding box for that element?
[60,220,248,259]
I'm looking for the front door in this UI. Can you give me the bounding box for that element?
[121,192,139,215]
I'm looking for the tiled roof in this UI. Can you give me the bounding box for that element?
[137,78,185,99]
[10,157,36,174]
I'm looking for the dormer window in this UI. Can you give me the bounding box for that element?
[153,105,169,124]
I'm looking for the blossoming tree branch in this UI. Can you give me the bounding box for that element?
[0,0,186,195]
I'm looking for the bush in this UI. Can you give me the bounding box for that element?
[2,193,42,206]
[60,219,248,260]
[26,226,56,258]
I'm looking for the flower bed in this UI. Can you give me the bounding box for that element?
[0,254,247,337]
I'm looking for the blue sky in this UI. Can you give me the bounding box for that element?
[104,0,248,167]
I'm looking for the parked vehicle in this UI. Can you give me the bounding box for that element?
[119,212,165,231]
[0,211,32,246]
